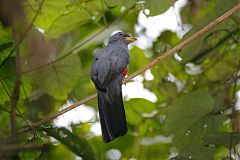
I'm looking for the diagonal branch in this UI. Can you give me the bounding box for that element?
[16,3,240,135]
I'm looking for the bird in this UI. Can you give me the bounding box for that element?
[91,32,137,143]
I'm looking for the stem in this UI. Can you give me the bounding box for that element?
[0,143,43,155]
[10,25,21,141]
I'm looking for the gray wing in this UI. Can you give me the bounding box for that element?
[91,53,127,91]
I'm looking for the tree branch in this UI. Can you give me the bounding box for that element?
[10,25,21,142]
[14,3,240,135]
[0,143,44,155]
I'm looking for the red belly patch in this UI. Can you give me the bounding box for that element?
[122,67,128,77]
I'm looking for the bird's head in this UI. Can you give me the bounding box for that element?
[108,32,137,45]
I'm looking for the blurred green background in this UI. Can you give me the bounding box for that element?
[0,0,240,159]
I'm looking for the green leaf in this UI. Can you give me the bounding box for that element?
[175,144,215,160]
[159,81,178,98]
[129,46,149,74]
[26,94,62,120]
[0,42,13,52]
[125,98,156,125]
[203,131,240,148]
[19,150,41,160]
[139,121,148,136]
[205,47,240,81]
[0,24,14,65]
[26,0,100,39]
[163,89,214,140]
[105,0,123,7]
[145,0,175,16]
[126,98,156,114]
[0,57,15,105]
[45,8,92,39]
[180,0,239,63]
[39,144,75,159]
[175,114,223,148]
[123,0,136,9]
[0,59,33,105]
[42,127,95,160]
[125,105,142,125]
[29,53,81,100]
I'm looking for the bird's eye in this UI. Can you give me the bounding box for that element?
[119,33,123,36]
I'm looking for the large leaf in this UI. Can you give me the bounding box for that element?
[203,131,240,148]
[175,114,223,148]
[42,127,95,160]
[29,53,81,100]
[145,0,175,16]
[163,89,214,140]
[26,0,101,39]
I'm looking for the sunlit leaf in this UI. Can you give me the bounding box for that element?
[126,98,156,114]
[125,98,157,125]
[26,0,101,39]
[145,0,175,16]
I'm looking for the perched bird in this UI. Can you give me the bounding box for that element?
[91,32,137,143]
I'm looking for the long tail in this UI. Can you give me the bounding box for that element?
[97,79,127,143]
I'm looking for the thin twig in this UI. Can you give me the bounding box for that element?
[15,3,240,135]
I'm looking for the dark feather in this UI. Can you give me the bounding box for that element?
[97,76,127,143]
[91,33,131,142]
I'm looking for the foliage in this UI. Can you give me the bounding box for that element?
[0,0,240,159]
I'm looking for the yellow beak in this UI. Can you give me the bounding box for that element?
[126,37,137,42]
